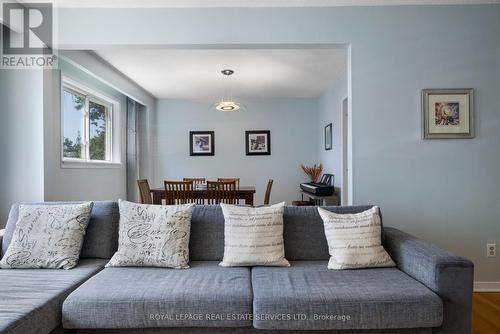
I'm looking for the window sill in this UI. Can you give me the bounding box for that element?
[61,159,122,169]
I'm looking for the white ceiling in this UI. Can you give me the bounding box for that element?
[95,48,348,100]
[50,0,500,8]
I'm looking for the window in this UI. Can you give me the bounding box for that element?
[62,79,117,165]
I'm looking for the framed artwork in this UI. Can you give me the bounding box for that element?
[422,89,474,139]
[246,130,271,156]
[325,123,332,150]
[190,131,214,156]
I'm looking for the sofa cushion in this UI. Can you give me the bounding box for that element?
[75,328,433,334]
[189,205,225,261]
[62,261,253,329]
[282,205,375,261]
[252,261,443,330]
[0,259,107,334]
[188,205,375,262]
[80,201,119,259]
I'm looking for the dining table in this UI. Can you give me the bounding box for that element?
[150,186,256,205]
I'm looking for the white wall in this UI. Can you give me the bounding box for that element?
[155,98,318,205]
[0,70,45,228]
[317,66,348,189]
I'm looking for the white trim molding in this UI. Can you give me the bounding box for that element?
[474,281,500,292]
[60,75,122,168]
[44,0,500,8]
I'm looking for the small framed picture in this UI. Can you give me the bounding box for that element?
[325,123,332,150]
[246,130,271,156]
[422,89,474,139]
[190,131,214,156]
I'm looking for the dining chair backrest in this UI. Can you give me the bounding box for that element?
[206,181,237,205]
[183,178,206,204]
[164,180,194,205]
[217,177,240,189]
[183,178,206,187]
[137,179,153,204]
[264,179,274,205]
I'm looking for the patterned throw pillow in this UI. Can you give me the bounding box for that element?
[318,206,395,269]
[0,202,94,269]
[219,202,289,267]
[106,200,194,268]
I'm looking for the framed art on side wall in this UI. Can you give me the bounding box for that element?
[422,89,474,139]
[325,123,332,150]
[190,131,214,156]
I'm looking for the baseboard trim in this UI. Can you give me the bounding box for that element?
[474,281,500,292]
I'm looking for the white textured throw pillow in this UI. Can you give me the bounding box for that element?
[106,200,194,268]
[318,206,395,270]
[219,202,290,267]
[0,202,93,269]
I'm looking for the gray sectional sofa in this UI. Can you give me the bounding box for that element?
[0,202,473,334]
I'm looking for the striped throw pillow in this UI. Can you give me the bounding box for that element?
[219,202,289,267]
[318,206,395,269]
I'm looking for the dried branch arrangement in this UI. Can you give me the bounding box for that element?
[300,163,323,183]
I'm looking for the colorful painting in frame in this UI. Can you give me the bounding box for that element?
[422,89,474,139]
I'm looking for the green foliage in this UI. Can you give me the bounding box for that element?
[63,132,82,158]
[63,94,109,161]
[73,95,85,110]
[89,102,107,161]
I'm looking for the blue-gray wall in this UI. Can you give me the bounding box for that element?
[317,68,348,189]
[0,70,44,228]
[43,57,128,202]
[56,4,500,283]
[155,98,318,205]
[0,50,156,227]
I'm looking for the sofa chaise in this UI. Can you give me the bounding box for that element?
[0,202,473,334]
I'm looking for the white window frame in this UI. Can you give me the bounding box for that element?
[61,77,121,168]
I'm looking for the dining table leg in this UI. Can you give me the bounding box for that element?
[152,191,163,205]
[243,194,254,206]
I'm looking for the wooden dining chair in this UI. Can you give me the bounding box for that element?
[183,178,206,187]
[217,178,240,189]
[206,181,236,205]
[164,180,194,205]
[264,179,273,205]
[183,178,206,204]
[137,179,153,204]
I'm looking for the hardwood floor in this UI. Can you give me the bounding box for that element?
[473,293,500,334]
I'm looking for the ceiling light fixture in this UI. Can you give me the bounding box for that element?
[214,69,245,112]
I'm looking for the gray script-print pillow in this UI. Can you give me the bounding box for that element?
[0,202,94,269]
[106,200,194,268]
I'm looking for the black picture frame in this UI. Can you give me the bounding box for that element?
[190,131,215,156]
[325,123,332,150]
[245,130,271,156]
